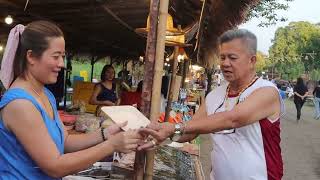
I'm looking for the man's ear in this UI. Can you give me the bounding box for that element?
[250,55,257,64]
[26,50,36,65]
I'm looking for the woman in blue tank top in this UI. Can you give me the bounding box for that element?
[0,21,143,179]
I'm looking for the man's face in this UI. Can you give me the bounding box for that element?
[219,38,256,83]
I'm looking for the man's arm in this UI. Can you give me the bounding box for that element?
[176,103,207,142]
[138,87,281,150]
[185,87,281,134]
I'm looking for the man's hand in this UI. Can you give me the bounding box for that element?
[137,122,175,151]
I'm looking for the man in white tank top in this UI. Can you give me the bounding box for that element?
[139,29,284,180]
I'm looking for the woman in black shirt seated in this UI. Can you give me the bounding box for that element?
[90,65,119,115]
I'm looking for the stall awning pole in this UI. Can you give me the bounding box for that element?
[133,0,160,179]
[90,56,95,82]
[164,46,179,122]
[145,0,169,179]
[181,59,189,88]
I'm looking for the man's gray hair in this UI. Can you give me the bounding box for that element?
[218,29,257,54]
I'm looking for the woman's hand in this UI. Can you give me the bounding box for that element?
[104,121,127,138]
[108,130,144,153]
[103,100,115,106]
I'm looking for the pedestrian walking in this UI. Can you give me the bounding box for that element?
[313,80,320,119]
[293,77,308,122]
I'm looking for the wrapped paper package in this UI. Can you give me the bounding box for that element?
[100,106,150,131]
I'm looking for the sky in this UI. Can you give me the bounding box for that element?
[240,0,320,55]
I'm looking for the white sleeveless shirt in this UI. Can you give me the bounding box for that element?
[206,78,285,180]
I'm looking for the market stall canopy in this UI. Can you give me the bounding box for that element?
[0,0,260,64]
[0,0,202,59]
[195,0,260,67]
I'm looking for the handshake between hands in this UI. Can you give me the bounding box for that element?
[105,121,176,154]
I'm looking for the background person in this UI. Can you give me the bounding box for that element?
[89,65,119,115]
[313,80,320,119]
[293,77,308,122]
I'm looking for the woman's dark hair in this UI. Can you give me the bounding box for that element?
[296,77,305,87]
[100,65,115,81]
[13,20,64,79]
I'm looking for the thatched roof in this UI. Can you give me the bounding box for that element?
[196,0,260,67]
[0,0,259,64]
[0,0,201,60]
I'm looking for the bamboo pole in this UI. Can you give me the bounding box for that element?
[133,0,159,179]
[205,67,213,96]
[181,59,189,88]
[164,46,179,122]
[90,56,95,82]
[144,0,169,179]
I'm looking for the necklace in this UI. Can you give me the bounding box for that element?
[224,76,259,110]
[30,85,52,116]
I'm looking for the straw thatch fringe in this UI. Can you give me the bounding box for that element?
[197,0,260,67]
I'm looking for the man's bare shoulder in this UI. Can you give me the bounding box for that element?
[252,86,279,97]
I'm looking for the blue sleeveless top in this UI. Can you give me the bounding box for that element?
[0,88,65,180]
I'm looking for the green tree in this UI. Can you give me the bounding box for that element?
[248,0,294,27]
[269,21,320,80]
[256,51,267,72]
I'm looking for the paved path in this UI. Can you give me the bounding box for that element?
[199,99,320,180]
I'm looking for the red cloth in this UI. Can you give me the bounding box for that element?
[259,118,283,180]
[120,91,142,109]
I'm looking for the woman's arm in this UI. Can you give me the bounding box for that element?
[89,84,114,106]
[63,127,103,153]
[63,122,126,153]
[3,100,141,178]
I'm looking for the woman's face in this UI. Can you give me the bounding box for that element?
[27,37,65,84]
[104,67,115,81]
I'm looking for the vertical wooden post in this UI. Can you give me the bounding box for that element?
[90,56,95,82]
[133,0,159,179]
[144,0,169,179]
[205,67,213,96]
[181,59,189,88]
[164,46,179,122]
[64,54,73,110]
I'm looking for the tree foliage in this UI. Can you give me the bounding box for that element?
[269,21,320,80]
[247,0,294,27]
[256,51,268,72]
